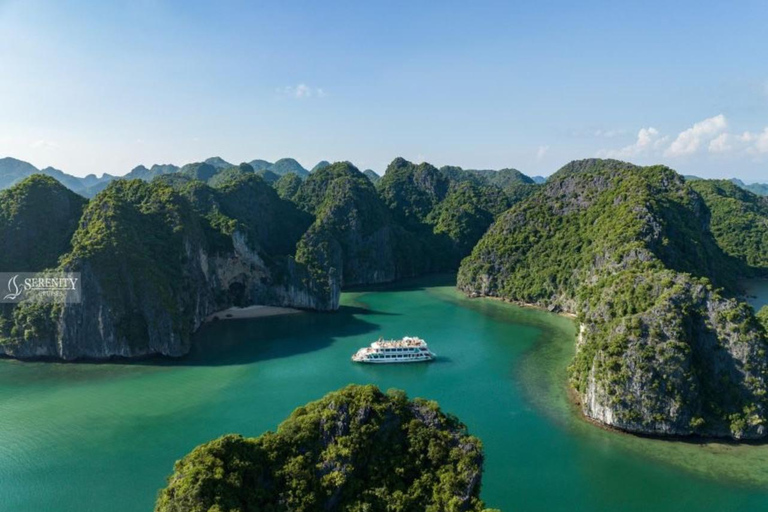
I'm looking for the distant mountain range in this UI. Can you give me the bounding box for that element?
[0,156,319,197]
[0,157,115,196]
[730,178,768,196]
[0,155,551,198]
[683,174,768,196]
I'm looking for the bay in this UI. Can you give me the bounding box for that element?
[0,276,767,511]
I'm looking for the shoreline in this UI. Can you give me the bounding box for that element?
[464,291,577,319]
[205,305,301,322]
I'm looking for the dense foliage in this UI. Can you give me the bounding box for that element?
[0,174,334,358]
[156,385,493,512]
[292,162,398,286]
[731,178,768,196]
[179,162,219,182]
[759,306,768,332]
[377,158,514,269]
[688,179,768,271]
[427,182,510,257]
[0,175,87,271]
[274,173,303,201]
[438,165,538,203]
[459,159,768,438]
[206,163,255,188]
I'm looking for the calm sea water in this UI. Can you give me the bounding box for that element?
[745,279,768,311]
[1,276,767,511]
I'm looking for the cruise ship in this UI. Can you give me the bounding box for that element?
[351,336,436,364]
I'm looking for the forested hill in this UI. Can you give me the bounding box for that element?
[0,158,532,361]
[459,158,768,440]
[0,174,338,360]
[0,175,86,271]
[155,385,496,512]
[0,155,314,198]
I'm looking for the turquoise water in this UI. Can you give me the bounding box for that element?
[1,276,767,511]
[745,279,768,311]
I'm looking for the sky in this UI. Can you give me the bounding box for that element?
[1,0,767,181]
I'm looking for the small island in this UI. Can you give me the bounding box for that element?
[155,385,498,512]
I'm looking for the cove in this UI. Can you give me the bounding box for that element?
[1,275,767,511]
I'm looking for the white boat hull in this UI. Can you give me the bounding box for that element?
[351,336,435,364]
[352,353,436,364]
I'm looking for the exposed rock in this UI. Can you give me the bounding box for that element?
[0,177,339,360]
[459,158,768,440]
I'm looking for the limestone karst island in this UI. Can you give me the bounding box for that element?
[2,2,768,511]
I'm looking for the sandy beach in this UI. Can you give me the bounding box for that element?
[205,305,302,322]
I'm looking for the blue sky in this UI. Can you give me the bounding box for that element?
[1,0,767,180]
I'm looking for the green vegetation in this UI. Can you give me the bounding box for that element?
[379,158,450,228]
[61,179,208,348]
[0,156,42,189]
[255,169,281,184]
[0,174,334,357]
[459,159,768,439]
[292,162,397,286]
[378,158,514,269]
[363,169,380,184]
[200,173,312,257]
[310,160,331,172]
[279,159,519,287]
[156,385,492,512]
[271,158,309,178]
[731,178,768,196]
[688,179,768,271]
[274,173,303,201]
[474,168,537,203]
[204,156,234,170]
[206,163,255,188]
[759,306,768,332]
[428,182,510,257]
[439,165,539,203]
[178,162,219,182]
[245,158,310,178]
[0,175,86,271]
[123,164,179,181]
[0,156,115,196]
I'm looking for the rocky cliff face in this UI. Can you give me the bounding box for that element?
[577,271,768,439]
[0,177,339,360]
[1,234,338,360]
[459,159,768,439]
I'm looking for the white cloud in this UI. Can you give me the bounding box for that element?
[29,139,59,150]
[596,114,768,162]
[594,129,626,138]
[597,127,667,159]
[664,114,727,157]
[536,145,549,160]
[752,128,768,154]
[708,133,732,153]
[278,84,326,99]
[706,128,768,155]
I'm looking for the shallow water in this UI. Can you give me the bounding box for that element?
[0,276,767,511]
